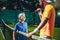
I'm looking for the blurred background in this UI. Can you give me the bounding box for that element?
[0,0,60,40]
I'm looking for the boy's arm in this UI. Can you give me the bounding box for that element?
[26,22,28,33]
[13,24,18,40]
[13,31,16,40]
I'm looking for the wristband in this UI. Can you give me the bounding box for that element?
[33,28,38,33]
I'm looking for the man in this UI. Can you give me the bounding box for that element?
[13,13,28,40]
[28,0,55,40]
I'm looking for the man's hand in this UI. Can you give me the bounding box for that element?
[36,8,42,19]
[27,31,35,38]
[35,8,42,13]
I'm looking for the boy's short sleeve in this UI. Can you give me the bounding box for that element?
[24,22,28,33]
[26,22,28,32]
[14,24,18,32]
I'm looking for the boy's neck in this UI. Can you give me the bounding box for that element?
[20,21,24,23]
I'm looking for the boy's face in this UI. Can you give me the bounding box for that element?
[19,15,25,21]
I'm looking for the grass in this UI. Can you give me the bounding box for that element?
[0,25,60,40]
[0,28,5,40]
[54,28,60,40]
[0,32,4,40]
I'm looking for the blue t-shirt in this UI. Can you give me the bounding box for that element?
[14,22,28,40]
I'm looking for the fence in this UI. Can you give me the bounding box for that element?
[0,10,40,25]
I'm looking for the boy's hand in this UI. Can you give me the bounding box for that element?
[27,31,35,38]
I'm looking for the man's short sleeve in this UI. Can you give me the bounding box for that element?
[43,5,53,19]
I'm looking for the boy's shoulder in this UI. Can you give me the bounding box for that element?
[24,22,27,24]
[15,22,20,25]
[24,22,27,23]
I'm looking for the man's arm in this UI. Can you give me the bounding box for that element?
[28,18,48,37]
[38,12,42,20]
[13,31,16,40]
[36,18,48,30]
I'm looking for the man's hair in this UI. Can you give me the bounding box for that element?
[45,0,52,3]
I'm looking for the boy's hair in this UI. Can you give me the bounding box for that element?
[18,12,26,21]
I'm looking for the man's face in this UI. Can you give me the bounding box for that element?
[39,0,43,6]
[19,15,25,21]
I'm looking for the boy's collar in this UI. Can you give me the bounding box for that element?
[20,21,24,23]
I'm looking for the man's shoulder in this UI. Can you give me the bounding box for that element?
[45,4,54,10]
[46,4,53,8]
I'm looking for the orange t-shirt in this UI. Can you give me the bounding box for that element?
[40,4,55,38]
